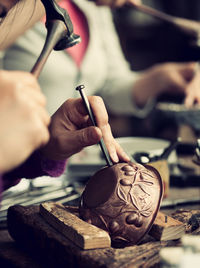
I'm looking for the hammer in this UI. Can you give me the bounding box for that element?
[31,0,81,78]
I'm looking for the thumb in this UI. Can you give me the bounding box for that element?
[41,126,102,160]
[75,126,102,148]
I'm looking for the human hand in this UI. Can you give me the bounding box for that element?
[184,66,200,107]
[41,96,130,163]
[0,71,50,173]
[132,62,196,107]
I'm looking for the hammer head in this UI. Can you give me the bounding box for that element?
[41,0,81,50]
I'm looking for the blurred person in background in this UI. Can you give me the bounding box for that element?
[113,0,200,138]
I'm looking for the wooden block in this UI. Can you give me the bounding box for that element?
[39,202,111,250]
[148,160,170,198]
[149,212,185,241]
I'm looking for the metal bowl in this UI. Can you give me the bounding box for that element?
[79,162,163,247]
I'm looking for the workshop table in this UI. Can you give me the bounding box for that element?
[0,187,200,268]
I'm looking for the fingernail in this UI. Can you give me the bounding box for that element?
[111,152,119,163]
[123,153,130,161]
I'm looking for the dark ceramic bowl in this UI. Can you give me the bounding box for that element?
[156,102,200,130]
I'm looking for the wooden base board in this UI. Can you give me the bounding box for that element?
[40,202,185,250]
[7,205,197,268]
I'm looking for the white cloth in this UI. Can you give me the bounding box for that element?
[1,0,153,117]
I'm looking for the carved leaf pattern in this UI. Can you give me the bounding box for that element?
[140,174,154,185]
[129,169,153,215]
[136,183,150,196]
[140,208,152,217]
[141,170,154,178]
[130,192,152,217]
[97,167,155,225]
[130,193,140,211]
[134,172,141,183]
[117,185,128,203]
[140,202,153,217]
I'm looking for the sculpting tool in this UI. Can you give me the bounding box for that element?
[76,85,113,167]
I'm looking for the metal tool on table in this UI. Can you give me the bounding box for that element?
[31,0,80,78]
[76,85,113,167]
[133,137,181,164]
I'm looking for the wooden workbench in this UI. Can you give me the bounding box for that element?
[1,201,200,268]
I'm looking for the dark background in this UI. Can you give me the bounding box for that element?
[113,0,200,71]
